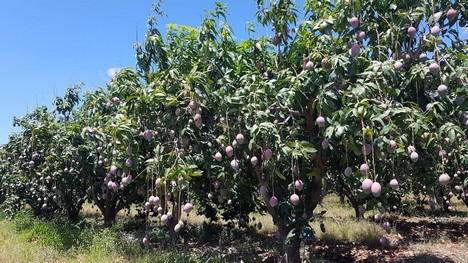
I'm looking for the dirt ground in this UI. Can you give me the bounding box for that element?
[309,240,467,263]
[308,216,468,262]
[187,216,468,263]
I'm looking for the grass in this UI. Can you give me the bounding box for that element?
[1,194,467,262]
[312,219,383,246]
[313,195,384,246]
[0,211,226,263]
[250,195,384,246]
[0,217,62,263]
[316,194,358,219]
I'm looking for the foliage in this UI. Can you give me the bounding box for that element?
[0,0,467,262]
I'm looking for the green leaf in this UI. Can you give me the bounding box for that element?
[306,168,322,179]
[274,169,286,180]
[191,170,203,177]
[448,129,456,143]
[286,228,299,242]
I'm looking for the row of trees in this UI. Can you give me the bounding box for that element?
[1,0,467,262]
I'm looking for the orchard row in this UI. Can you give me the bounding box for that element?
[1,1,467,262]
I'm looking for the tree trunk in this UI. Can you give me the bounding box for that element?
[103,206,116,227]
[103,191,116,227]
[438,188,451,213]
[252,96,326,262]
[167,216,178,243]
[92,183,138,227]
[285,239,301,263]
[63,191,85,222]
[255,162,322,263]
[67,206,81,222]
[352,198,362,219]
[462,186,468,209]
[334,173,363,220]
[276,224,301,263]
[342,185,362,220]
[167,194,180,244]
[339,194,345,204]
[92,186,118,227]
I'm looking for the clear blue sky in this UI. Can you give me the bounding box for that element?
[0,0,272,144]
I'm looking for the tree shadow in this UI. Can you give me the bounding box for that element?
[396,219,468,243]
[393,254,455,263]
[308,237,465,263]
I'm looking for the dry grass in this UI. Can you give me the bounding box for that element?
[250,214,278,234]
[80,202,135,218]
[313,195,384,245]
[249,195,384,246]
[312,219,384,245]
[448,195,468,212]
[80,203,102,217]
[81,202,215,225]
[316,194,358,219]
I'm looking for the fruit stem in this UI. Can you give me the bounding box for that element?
[370,132,377,181]
[360,117,368,165]
[291,154,295,194]
[433,45,467,85]
[345,143,349,166]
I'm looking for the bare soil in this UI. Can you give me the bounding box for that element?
[310,216,468,263]
[182,216,468,262]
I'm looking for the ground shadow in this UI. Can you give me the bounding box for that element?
[396,219,468,243]
[393,254,456,263]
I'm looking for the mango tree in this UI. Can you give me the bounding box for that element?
[79,70,149,226]
[131,1,467,261]
[0,86,92,220]
[0,0,467,262]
